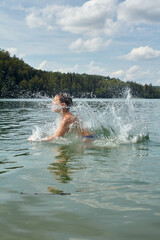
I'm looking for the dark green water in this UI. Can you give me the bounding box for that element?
[0,98,160,240]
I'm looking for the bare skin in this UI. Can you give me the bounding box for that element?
[31,95,91,141]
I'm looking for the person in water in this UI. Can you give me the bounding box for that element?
[33,92,93,141]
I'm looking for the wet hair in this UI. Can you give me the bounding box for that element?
[56,92,73,109]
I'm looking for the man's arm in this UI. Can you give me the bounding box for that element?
[44,117,71,141]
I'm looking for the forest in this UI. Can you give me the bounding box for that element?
[0,49,160,98]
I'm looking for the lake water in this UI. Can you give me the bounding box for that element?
[0,96,160,240]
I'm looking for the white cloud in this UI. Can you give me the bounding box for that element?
[156,79,160,85]
[125,65,140,80]
[118,0,160,24]
[156,72,160,85]
[25,0,160,36]
[69,38,111,53]
[24,0,160,56]
[38,60,47,70]
[25,1,117,53]
[53,64,79,73]
[6,47,25,58]
[26,12,45,29]
[104,19,120,36]
[111,65,150,82]
[26,5,61,30]
[111,70,124,78]
[122,46,160,61]
[7,47,17,56]
[57,0,118,36]
[124,65,150,81]
[87,61,107,76]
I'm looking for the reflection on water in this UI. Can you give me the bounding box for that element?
[47,144,86,194]
[47,187,71,195]
[49,145,74,183]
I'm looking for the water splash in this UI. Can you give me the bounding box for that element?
[28,119,58,141]
[73,89,148,145]
[29,90,149,145]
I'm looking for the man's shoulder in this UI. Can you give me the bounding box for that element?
[64,113,77,123]
[62,113,73,121]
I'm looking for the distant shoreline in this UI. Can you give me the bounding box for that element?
[1,49,160,99]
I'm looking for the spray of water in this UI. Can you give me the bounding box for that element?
[73,89,148,145]
[29,89,149,145]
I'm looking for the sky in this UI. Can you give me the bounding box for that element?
[0,0,160,85]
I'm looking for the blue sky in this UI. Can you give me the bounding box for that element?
[1,0,160,85]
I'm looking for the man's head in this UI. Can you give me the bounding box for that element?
[52,92,73,112]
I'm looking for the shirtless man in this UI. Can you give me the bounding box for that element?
[29,92,92,141]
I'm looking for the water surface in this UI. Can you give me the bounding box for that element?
[0,98,160,240]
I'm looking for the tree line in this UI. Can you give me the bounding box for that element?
[0,49,160,98]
